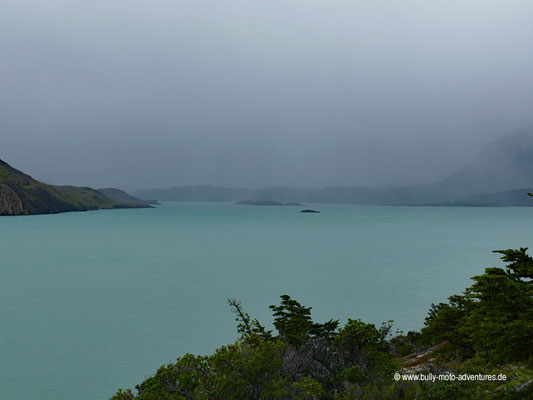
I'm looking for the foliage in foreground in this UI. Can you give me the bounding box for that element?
[111,249,533,400]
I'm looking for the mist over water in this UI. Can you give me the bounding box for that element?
[1,1,533,190]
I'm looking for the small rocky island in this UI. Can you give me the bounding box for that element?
[0,159,152,216]
[236,200,302,206]
[300,209,320,213]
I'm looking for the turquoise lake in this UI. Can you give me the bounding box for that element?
[0,202,531,399]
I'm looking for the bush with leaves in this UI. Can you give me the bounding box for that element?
[112,249,533,399]
[422,248,533,364]
[112,295,397,399]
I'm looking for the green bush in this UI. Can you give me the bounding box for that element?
[112,249,533,399]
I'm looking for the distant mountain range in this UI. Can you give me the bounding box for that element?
[429,188,533,207]
[96,188,159,206]
[0,160,151,215]
[235,200,303,206]
[134,126,533,206]
[3,126,533,214]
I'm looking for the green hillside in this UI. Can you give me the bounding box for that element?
[0,159,148,215]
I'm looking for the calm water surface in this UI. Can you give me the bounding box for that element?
[1,202,531,399]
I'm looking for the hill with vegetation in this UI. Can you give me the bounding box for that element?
[0,159,150,215]
[97,188,157,207]
[134,127,533,206]
[111,248,533,400]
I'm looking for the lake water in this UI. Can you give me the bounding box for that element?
[0,202,531,399]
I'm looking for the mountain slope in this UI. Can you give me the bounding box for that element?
[96,188,156,207]
[0,160,148,215]
[433,126,533,198]
[133,126,533,206]
[134,185,252,202]
[429,188,533,207]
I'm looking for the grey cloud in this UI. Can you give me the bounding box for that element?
[1,0,533,190]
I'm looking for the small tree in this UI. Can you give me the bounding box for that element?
[227,298,272,344]
[467,248,533,363]
[422,248,533,364]
[269,295,339,347]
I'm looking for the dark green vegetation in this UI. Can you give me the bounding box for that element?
[111,249,533,400]
[236,200,303,206]
[0,159,150,215]
[134,127,533,206]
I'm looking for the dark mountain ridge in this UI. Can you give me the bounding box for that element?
[434,126,533,198]
[134,126,533,206]
[429,188,533,207]
[96,188,157,207]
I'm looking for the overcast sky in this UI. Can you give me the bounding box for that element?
[1,0,533,190]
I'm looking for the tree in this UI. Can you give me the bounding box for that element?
[421,293,475,354]
[227,298,272,344]
[466,248,533,363]
[422,248,533,364]
[269,295,339,347]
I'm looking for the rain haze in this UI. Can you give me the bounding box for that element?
[1,0,533,190]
